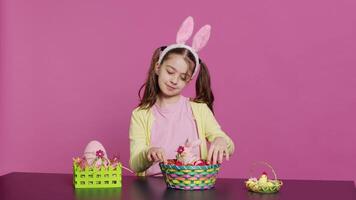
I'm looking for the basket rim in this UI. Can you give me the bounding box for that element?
[73,161,122,170]
[159,162,220,170]
[245,182,283,194]
[245,179,283,186]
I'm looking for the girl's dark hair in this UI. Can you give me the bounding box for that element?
[138,46,215,113]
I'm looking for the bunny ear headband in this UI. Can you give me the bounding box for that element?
[157,16,211,79]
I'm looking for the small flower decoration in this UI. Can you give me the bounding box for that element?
[96,150,105,158]
[78,157,88,169]
[177,146,185,154]
[110,155,120,163]
[73,157,81,163]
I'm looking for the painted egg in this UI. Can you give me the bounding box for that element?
[84,140,108,165]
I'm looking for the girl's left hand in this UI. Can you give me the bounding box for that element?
[207,137,229,164]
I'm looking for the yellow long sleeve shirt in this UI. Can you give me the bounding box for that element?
[129,101,235,176]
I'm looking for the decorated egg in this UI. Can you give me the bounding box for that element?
[84,140,108,166]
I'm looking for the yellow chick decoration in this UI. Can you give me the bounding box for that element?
[258,172,268,183]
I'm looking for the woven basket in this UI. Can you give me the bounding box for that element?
[159,160,221,190]
[245,161,283,193]
[73,161,122,188]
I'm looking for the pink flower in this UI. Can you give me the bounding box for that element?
[112,155,119,161]
[110,156,119,163]
[78,158,88,170]
[73,157,81,164]
[177,146,185,154]
[109,155,120,168]
[96,150,105,158]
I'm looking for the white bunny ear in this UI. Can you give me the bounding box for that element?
[192,24,211,52]
[185,138,201,147]
[191,139,201,147]
[176,16,194,44]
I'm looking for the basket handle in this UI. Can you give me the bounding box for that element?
[249,161,278,180]
[122,166,135,174]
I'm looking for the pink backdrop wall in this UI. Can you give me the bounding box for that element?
[1,0,355,183]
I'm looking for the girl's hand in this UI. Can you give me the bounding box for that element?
[147,147,167,164]
[207,137,230,165]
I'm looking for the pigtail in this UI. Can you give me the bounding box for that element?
[138,47,163,109]
[193,60,215,113]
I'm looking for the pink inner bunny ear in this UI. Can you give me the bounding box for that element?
[184,138,191,147]
[176,16,194,44]
[192,24,211,52]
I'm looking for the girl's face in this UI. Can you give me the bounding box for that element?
[155,54,193,98]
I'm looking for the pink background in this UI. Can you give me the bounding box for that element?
[1,0,355,184]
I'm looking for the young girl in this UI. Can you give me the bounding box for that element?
[129,16,235,176]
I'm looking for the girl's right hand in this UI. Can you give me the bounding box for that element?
[147,147,167,164]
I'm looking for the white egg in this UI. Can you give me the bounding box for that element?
[84,140,108,165]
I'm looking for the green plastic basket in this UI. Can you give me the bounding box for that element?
[159,160,221,190]
[73,161,122,188]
